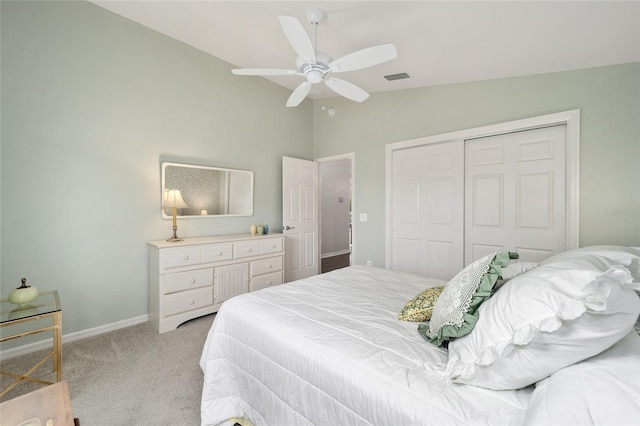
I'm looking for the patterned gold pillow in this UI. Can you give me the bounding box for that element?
[398,286,445,322]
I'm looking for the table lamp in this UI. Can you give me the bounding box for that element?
[163,189,188,242]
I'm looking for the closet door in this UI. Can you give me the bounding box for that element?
[464,125,567,263]
[391,141,464,280]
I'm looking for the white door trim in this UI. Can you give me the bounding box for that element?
[385,109,580,268]
[316,152,356,267]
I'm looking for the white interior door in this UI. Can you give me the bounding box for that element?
[391,141,464,280]
[283,156,319,282]
[464,125,567,263]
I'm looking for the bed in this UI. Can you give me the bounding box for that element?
[200,246,640,426]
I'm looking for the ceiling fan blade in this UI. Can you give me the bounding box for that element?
[329,43,397,73]
[232,68,298,76]
[279,16,315,62]
[286,81,313,107]
[325,77,370,102]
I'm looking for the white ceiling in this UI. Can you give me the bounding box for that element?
[91,1,640,100]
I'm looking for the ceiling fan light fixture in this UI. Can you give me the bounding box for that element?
[307,70,324,84]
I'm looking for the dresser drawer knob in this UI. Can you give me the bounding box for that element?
[189,279,196,284]
[183,255,189,260]
[266,281,272,286]
[217,251,223,256]
[271,244,276,248]
[266,264,272,269]
[188,299,195,305]
[246,248,252,252]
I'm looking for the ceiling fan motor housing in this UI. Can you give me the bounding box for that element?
[296,52,332,83]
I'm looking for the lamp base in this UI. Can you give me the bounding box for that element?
[167,226,183,242]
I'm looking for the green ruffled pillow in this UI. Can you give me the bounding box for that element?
[398,286,445,322]
[419,252,518,346]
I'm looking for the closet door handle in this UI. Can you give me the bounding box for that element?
[285,226,296,230]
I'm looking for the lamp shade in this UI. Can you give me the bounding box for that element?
[163,189,188,209]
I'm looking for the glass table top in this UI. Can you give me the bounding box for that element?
[0,290,61,324]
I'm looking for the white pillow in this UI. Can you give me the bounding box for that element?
[523,330,640,425]
[544,246,640,284]
[542,245,640,270]
[445,255,640,390]
[501,262,539,280]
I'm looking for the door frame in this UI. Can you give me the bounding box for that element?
[385,109,580,268]
[316,152,356,267]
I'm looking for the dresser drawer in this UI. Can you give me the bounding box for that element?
[234,240,261,259]
[164,268,213,294]
[160,246,202,270]
[202,243,233,263]
[250,256,283,276]
[260,237,283,254]
[164,286,213,317]
[250,271,283,292]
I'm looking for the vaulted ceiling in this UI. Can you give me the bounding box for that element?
[91,1,640,99]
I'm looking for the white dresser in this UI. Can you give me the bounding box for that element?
[148,233,284,333]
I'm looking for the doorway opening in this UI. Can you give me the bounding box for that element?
[317,153,355,273]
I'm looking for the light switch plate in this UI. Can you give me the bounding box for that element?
[359,213,368,222]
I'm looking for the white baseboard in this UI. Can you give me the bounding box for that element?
[321,250,351,259]
[0,314,149,361]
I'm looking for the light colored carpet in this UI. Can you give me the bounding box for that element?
[1,313,216,425]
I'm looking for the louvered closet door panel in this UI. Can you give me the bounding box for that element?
[465,125,567,263]
[391,142,464,280]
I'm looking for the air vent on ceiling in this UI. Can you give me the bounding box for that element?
[384,72,410,81]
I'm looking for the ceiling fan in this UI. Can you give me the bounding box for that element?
[232,8,398,107]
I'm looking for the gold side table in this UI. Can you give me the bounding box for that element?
[0,291,62,398]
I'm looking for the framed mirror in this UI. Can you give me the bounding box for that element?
[161,162,254,218]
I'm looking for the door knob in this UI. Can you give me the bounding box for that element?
[285,226,296,230]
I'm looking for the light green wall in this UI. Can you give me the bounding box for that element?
[0,1,312,344]
[313,63,640,267]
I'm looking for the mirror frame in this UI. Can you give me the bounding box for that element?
[161,162,254,218]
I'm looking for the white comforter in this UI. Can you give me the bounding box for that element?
[200,266,532,426]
